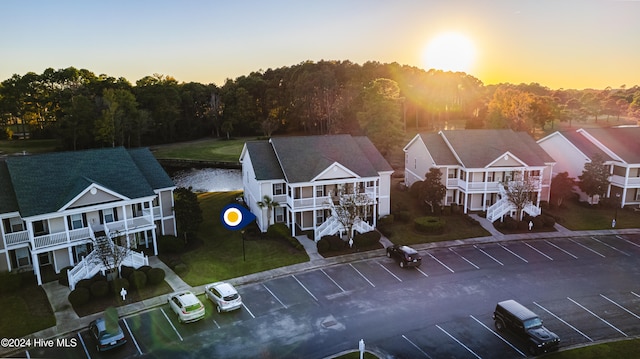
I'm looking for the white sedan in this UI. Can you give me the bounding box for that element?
[167,291,205,323]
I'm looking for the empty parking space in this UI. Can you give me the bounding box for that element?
[561,238,607,258]
[21,333,89,359]
[426,248,479,273]
[452,246,504,269]
[474,243,529,266]
[125,308,184,354]
[294,270,343,300]
[499,242,553,263]
[399,325,467,359]
[351,260,403,286]
[322,264,376,291]
[261,275,319,308]
[588,236,633,256]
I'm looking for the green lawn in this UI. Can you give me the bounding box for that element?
[544,199,638,230]
[167,192,309,286]
[0,282,55,338]
[543,338,640,359]
[152,138,252,162]
[0,139,60,155]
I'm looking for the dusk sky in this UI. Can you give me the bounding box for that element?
[1,0,639,90]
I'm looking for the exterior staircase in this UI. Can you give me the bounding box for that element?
[313,193,375,241]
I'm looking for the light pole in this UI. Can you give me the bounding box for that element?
[615,192,621,222]
[241,230,246,262]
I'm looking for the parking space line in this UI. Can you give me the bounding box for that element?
[321,268,346,292]
[349,263,376,287]
[567,297,627,337]
[533,301,593,342]
[402,334,433,359]
[436,325,482,359]
[242,303,256,318]
[591,236,630,256]
[632,291,640,299]
[569,238,606,258]
[262,283,287,309]
[600,294,640,320]
[123,318,143,355]
[544,240,578,259]
[25,350,30,359]
[450,248,479,269]
[425,252,455,272]
[212,319,221,329]
[617,235,640,249]
[474,245,504,266]
[160,308,184,341]
[292,275,319,301]
[470,315,526,357]
[77,332,90,359]
[524,242,553,260]
[378,262,403,281]
[499,244,528,263]
[416,267,429,277]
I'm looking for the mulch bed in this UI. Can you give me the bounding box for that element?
[71,281,173,317]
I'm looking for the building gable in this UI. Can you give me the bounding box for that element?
[62,183,129,211]
[486,152,527,168]
[312,162,359,181]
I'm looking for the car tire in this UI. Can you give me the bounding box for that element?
[495,319,504,331]
[217,305,222,314]
[400,261,405,268]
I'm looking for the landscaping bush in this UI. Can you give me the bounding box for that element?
[503,217,518,230]
[316,238,330,253]
[414,216,446,234]
[75,278,93,289]
[541,214,556,227]
[57,266,73,286]
[324,235,346,251]
[120,265,135,279]
[173,263,189,274]
[147,268,166,285]
[138,265,152,273]
[158,235,185,253]
[0,271,22,291]
[128,271,147,291]
[68,287,90,307]
[353,231,381,247]
[90,280,109,298]
[110,278,129,294]
[532,216,545,230]
[378,214,394,227]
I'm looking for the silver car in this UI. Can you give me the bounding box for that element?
[205,282,242,313]
[167,291,205,323]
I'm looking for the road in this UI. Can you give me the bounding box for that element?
[16,233,640,358]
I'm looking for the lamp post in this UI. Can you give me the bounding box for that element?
[615,192,621,222]
[241,230,246,262]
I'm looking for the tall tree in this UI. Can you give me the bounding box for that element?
[173,187,203,243]
[357,78,404,155]
[578,154,610,204]
[550,172,576,207]
[414,168,447,213]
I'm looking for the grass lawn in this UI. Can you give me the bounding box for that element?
[163,191,309,286]
[71,281,173,317]
[544,199,639,230]
[0,281,55,338]
[0,139,60,155]
[544,338,640,359]
[151,137,252,163]
[383,178,490,246]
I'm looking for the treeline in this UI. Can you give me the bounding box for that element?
[1,61,639,152]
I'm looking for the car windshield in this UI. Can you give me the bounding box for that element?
[185,303,202,312]
[524,317,543,329]
[223,293,239,301]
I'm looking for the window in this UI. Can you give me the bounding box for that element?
[33,220,48,235]
[9,218,24,232]
[103,208,115,223]
[316,210,325,225]
[316,186,325,197]
[275,207,285,223]
[486,172,494,182]
[15,247,31,267]
[70,214,84,229]
[73,243,91,263]
[273,183,285,195]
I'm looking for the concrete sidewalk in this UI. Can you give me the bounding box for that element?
[4,220,639,358]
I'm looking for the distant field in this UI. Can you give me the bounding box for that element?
[151,138,253,162]
[0,139,60,155]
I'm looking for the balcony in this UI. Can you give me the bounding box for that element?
[33,227,91,250]
[5,230,29,246]
[287,195,332,210]
[103,215,154,234]
[446,178,501,192]
[610,175,640,187]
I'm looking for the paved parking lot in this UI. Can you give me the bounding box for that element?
[14,234,640,358]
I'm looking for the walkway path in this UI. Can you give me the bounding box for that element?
[4,221,639,357]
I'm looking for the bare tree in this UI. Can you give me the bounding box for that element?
[501,173,537,221]
[331,184,374,246]
[91,230,133,280]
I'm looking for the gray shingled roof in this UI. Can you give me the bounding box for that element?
[244,141,285,181]
[559,130,613,161]
[5,147,173,218]
[582,127,640,163]
[440,129,554,167]
[0,161,19,214]
[250,135,391,183]
[418,133,459,165]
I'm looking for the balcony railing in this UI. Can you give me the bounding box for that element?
[610,175,640,187]
[5,230,29,246]
[103,216,154,234]
[33,227,92,249]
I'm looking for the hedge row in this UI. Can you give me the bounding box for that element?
[68,267,166,307]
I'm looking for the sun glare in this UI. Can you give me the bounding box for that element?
[422,32,476,73]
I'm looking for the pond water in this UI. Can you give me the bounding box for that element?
[170,168,242,192]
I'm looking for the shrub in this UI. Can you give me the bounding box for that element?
[378,215,394,227]
[138,265,152,273]
[316,238,330,253]
[68,287,90,307]
[57,266,73,286]
[110,278,130,294]
[75,278,93,289]
[147,268,166,285]
[353,231,381,247]
[128,271,147,291]
[414,216,446,234]
[394,211,411,222]
[90,280,109,298]
[541,214,556,227]
[173,263,189,274]
[120,265,135,279]
[532,216,545,230]
[0,271,22,291]
[158,235,185,253]
[322,235,345,251]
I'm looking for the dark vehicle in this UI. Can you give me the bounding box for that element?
[493,300,560,355]
[89,317,127,352]
[386,245,422,268]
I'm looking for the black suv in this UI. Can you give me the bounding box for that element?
[386,245,422,268]
[493,300,560,355]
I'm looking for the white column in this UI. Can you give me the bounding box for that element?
[31,250,42,286]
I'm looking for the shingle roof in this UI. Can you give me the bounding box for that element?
[0,161,19,214]
[418,133,459,165]
[244,141,285,181]
[558,130,613,161]
[5,147,173,218]
[249,135,391,183]
[439,129,554,168]
[582,127,640,163]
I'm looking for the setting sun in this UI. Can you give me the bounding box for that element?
[422,32,476,73]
